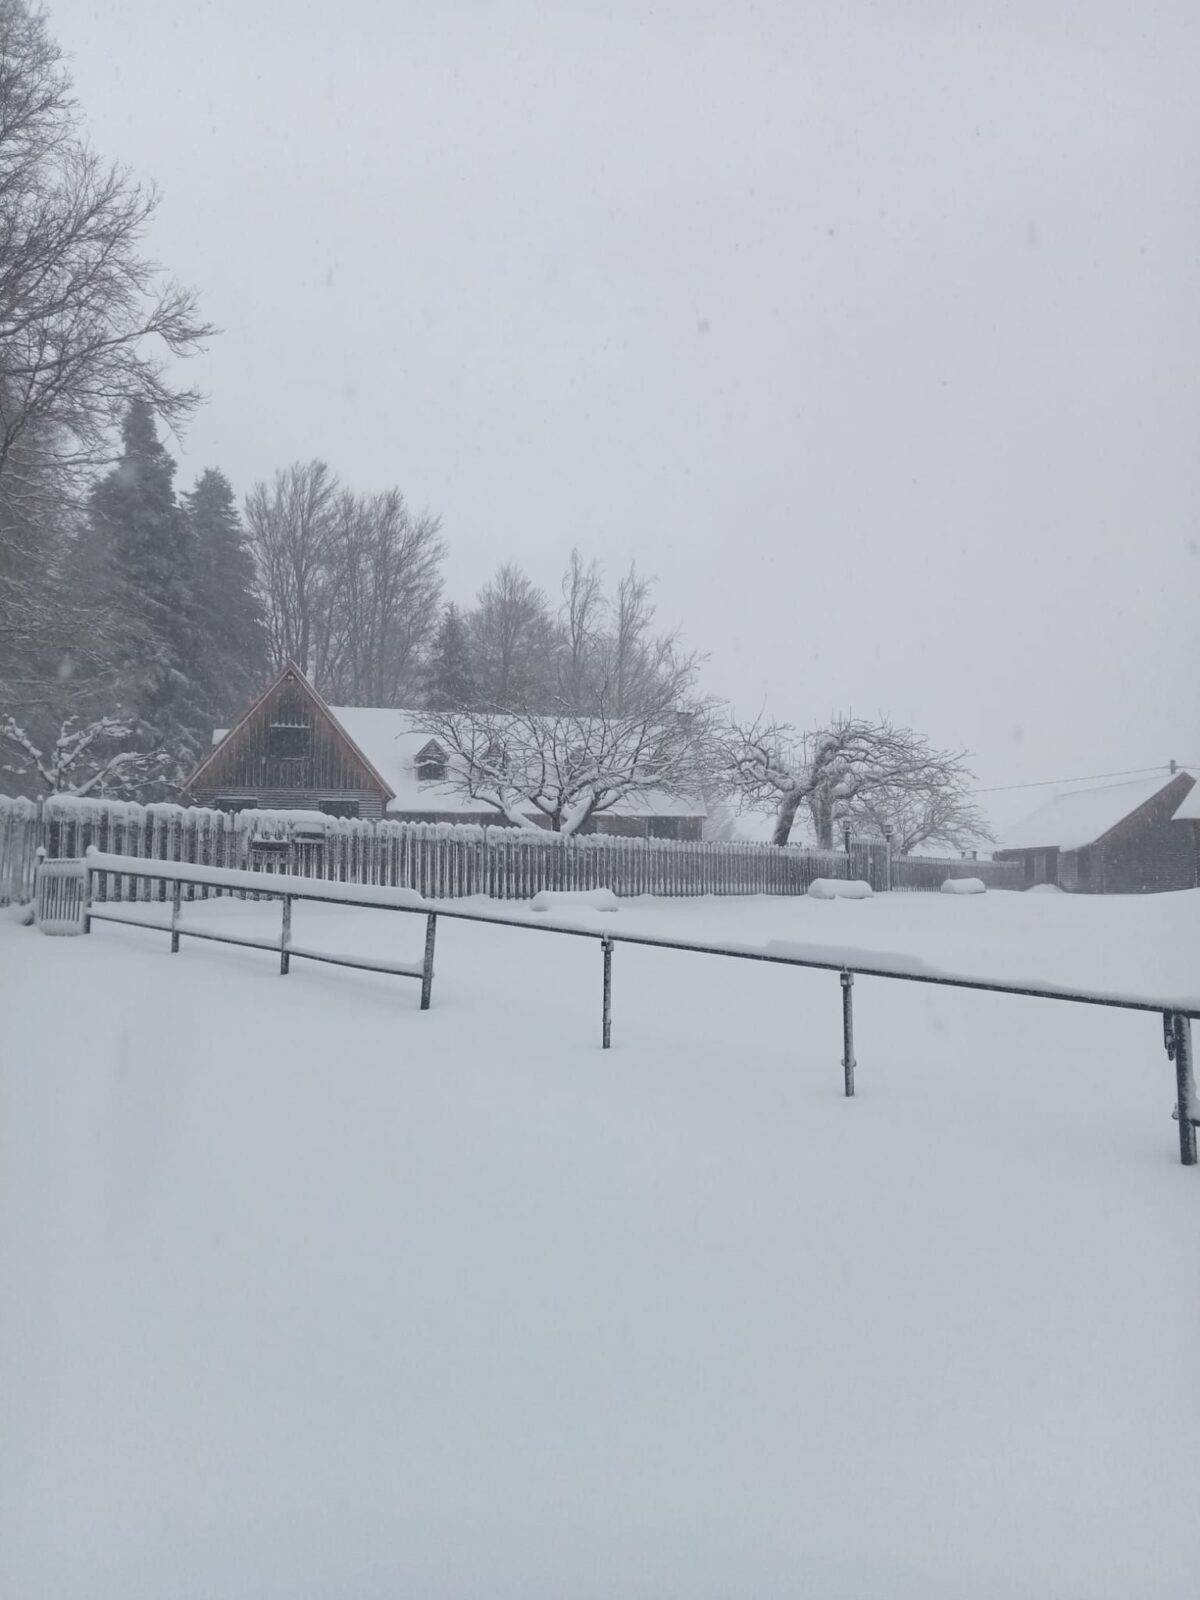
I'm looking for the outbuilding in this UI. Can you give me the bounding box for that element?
[994,770,1196,893]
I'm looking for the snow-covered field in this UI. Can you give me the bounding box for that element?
[2,887,1198,1599]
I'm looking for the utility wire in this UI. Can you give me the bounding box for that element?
[973,763,1186,796]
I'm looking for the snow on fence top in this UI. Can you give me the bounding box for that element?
[83,849,428,909]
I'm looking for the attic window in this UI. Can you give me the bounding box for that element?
[415,740,447,783]
[269,721,310,760]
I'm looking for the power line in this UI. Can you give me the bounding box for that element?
[973,763,1181,796]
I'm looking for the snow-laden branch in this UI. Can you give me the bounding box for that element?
[0,712,158,797]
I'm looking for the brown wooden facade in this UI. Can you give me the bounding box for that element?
[185,664,394,818]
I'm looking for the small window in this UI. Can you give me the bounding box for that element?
[415,740,447,783]
[268,722,310,759]
[215,796,257,813]
[318,798,359,819]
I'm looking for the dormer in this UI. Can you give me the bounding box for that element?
[415,740,448,784]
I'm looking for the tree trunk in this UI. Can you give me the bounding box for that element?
[811,792,835,849]
[772,791,803,846]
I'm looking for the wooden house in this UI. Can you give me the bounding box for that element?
[994,770,1197,893]
[183,662,706,838]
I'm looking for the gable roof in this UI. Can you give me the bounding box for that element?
[999,772,1193,852]
[184,662,397,802]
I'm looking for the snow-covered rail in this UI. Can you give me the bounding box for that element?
[79,850,439,1009]
[78,849,1200,1167]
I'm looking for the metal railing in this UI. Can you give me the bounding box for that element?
[79,852,438,1009]
[77,848,1200,1168]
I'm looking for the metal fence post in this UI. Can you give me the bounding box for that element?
[1172,1013,1197,1166]
[170,880,182,953]
[420,912,437,1010]
[840,969,856,1096]
[82,864,92,934]
[602,936,613,1049]
[280,895,292,975]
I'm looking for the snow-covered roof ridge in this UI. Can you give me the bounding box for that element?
[1171,782,1200,822]
[999,771,1194,851]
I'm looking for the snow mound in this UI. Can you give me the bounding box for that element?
[529,889,620,914]
[807,878,874,900]
[941,877,986,895]
[1027,883,1063,894]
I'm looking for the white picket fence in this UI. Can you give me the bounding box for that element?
[0,794,1022,905]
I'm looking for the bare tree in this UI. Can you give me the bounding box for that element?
[557,547,605,707]
[414,697,717,835]
[244,461,339,680]
[850,785,993,856]
[468,562,559,709]
[321,489,444,705]
[722,715,981,848]
[0,0,212,494]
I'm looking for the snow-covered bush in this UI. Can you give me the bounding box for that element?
[941,877,986,895]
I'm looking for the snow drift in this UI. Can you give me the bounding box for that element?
[807,878,874,900]
[529,888,620,913]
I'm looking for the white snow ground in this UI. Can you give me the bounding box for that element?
[2,888,1198,1599]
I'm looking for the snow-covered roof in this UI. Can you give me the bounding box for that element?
[327,708,705,820]
[999,773,1188,852]
[1172,782,1200,822]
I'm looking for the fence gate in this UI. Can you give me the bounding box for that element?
[34,858,89,935]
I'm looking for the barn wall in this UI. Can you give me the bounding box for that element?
[1095,774,1197,893]
[994,847,1058,888]
[192,672,389,805]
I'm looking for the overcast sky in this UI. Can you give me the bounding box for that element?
[49,0,1199,830]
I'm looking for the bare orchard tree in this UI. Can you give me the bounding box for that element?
[0,711,161,797]
[414,696,718,835]
[850,783,993,856]
[722,715,981,848]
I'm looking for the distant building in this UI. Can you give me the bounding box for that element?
[183,661,705,839]
[994,771,1196,893]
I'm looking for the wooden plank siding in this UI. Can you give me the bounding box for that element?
[185,666,392,818]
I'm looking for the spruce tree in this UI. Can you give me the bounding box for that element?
[425,603,478,709]
[183,468,267,719]
[86,400,203,785]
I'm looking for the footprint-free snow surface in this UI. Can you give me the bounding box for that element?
[2,888,1197,1599]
